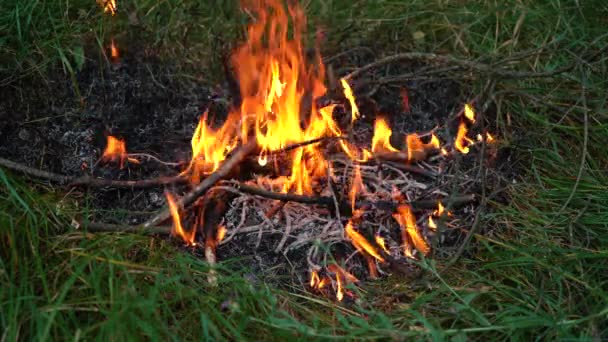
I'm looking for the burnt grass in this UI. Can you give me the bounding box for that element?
[0,43,509,283]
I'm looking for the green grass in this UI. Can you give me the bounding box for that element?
[1,0,607,340]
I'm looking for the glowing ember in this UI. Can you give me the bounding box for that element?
[101,136,138,169]
[393,205,430,256]
[165,192,196,246]
[371,118,398,153]
[464,103,476,123]
[341,79,360,122]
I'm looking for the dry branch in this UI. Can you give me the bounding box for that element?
[0,156,187,188]
[343,52,573,81]
[83,221,171,234]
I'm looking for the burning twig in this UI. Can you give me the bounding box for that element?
[141,140,257,229]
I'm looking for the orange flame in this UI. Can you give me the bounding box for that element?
[165,192,196,246]
[486,132,495,143]
[371,118,398,153]
[428,201,452,231]
[392,205,430,256]
[435,201,452,217]
[478,132,495,143]
[341,79,359,123]
[464,103,476,123]
[454,121,474,154]
[101,136,138,169]
[310,270,321,287]
[327,263,358,301]
[345,220,385,263]
[349,165,366,210]
[217,225,227,243]
[406,133,440,161]
[110,40,119,59]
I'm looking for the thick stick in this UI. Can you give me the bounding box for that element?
[141,140,257,229]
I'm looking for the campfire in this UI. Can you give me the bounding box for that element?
[2,0,496,302]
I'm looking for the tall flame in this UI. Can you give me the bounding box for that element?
[222,0,348,194]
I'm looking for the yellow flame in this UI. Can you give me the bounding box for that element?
[100,0,116,15]
[341,79,359,123]
[454,121,474,154]
[464,103,476,123]
[428,216,437,231]
[217,225,227,243]
[375,235,389,254]
[371,118,399,153]
[181,111,238,183]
